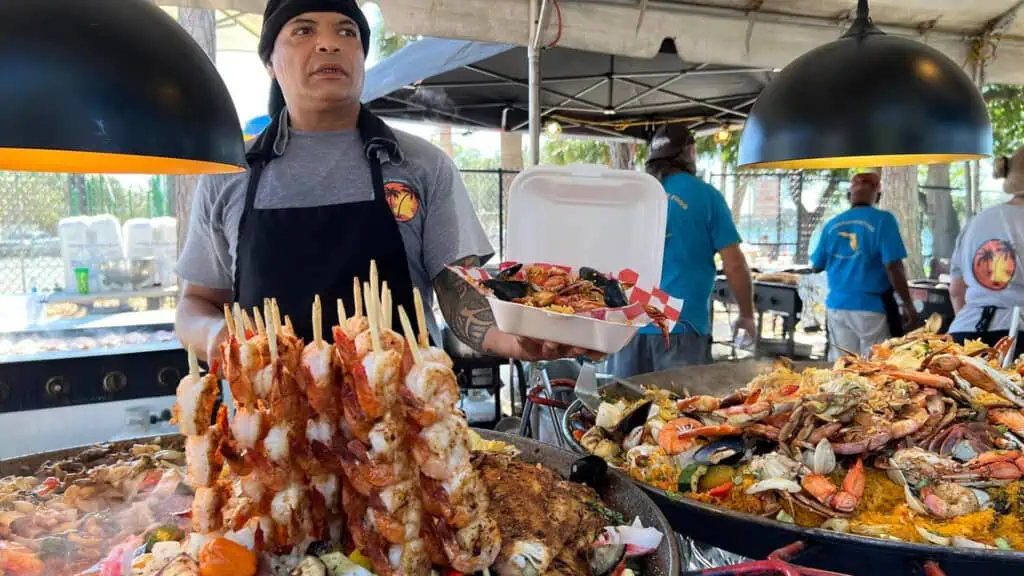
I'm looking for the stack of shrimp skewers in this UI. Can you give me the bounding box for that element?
[174,259,505,572]
[396,301,501,573]
[336,262,431,575]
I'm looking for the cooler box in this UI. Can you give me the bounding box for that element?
[493,164,669,354]
[151,217,177,286]
[123,218,154,261]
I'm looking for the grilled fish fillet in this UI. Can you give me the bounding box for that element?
[475,453,605,575]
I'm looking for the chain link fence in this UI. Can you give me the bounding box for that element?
[457,168,517,263]
[0,166,979,296]
[0,169,510,296]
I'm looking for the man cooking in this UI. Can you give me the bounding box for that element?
[606,124,756,377]
[175,0,588,364]
[812,172,918,359]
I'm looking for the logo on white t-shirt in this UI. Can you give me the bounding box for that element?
[972,239,1017,291]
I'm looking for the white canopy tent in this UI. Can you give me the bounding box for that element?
[165,0,1024,163]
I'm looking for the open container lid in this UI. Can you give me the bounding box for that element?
[506,164,667,287]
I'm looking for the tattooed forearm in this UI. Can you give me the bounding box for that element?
[433,256,496,353]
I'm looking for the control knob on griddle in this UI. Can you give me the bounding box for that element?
[158,367,181,388]
[45,376,68,398]
[103,371,127,393]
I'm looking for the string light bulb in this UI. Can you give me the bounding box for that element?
[714,126,732,145]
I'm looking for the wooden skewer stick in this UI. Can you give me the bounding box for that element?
[242,309,255,336]
[223,304,234,338]
[313,295,323,347]
[187,345,200,378]
[353,277,363,319]
[413,287,429,349]
[253,307,267,337]
[381,282,392,330]
[398,305,422,366]
[366,281,382,353]
[369,261,381,331]
[285,315,295,336]
[272,299,283,332]
[337,297,348,327]
[266,302,278,362]
[232,303,245,340]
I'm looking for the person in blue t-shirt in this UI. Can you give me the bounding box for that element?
[811,172,917,359]
[606,125,755,378]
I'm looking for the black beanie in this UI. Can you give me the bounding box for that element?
[257,0,371,64]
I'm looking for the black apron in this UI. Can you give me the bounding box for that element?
[880,287,906,338]
[233,108,416,342]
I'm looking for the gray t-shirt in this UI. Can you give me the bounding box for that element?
[949,202,1024,333]
[176,113,494,344]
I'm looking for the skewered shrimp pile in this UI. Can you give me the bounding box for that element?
[337,267,431,575]
[173,260,502,574]
[398,304,501,573]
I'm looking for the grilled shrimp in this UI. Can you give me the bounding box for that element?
[435,515,502,574]
[403,361,460,426]
[185,426,222,487]
[356,328,405,360]
[174,371,219,436]
[231,406,268,451]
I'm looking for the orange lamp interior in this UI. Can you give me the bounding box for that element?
[0,147,246,175]
[739,153,987,170]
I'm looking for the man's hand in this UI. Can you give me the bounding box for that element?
[205,319,228,367]
[733,315,757,347]
[175,282,232,364]
[510,337,606,363]
[902,305,920,331]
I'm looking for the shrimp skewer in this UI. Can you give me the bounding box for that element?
[412,287,454,369]
[343,276,371,339]
[341,265,429,575]
[304,295,342,423]
[398,305,500,573]
[356,268,404,358]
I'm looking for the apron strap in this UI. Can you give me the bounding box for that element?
[976,305,998,333]
[233,158,266,298]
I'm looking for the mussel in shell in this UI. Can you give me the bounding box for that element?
[570,455,609,489]
[497,262,524,280]
[579,267,611,287]
[612,400,653,439]
[602,280,629,308]
[482,278,529,301]
[579,267,629,307]
[694,437,746,466]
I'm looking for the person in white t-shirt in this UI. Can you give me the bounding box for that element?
[949,145,1024,347]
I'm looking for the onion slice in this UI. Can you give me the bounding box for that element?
[745,478,802,495]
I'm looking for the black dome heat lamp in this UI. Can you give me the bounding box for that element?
[738,0,993,169]
[0,0,246,174]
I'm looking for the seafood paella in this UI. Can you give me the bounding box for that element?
[1,261,666,576]
[575,317,1024,551]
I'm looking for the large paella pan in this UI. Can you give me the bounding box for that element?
[0,431,680,575]
[564,323,1024,574]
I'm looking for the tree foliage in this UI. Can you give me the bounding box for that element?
[986,84,1024,157]
[540,137,611,166]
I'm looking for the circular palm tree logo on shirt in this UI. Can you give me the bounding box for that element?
[972,239,1017,290]
[384,179,420,223]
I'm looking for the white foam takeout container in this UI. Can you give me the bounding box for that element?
[491,164,668,354]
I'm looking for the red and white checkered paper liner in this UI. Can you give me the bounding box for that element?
[447,261,682,333]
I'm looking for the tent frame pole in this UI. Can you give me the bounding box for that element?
[528,0,542,165]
